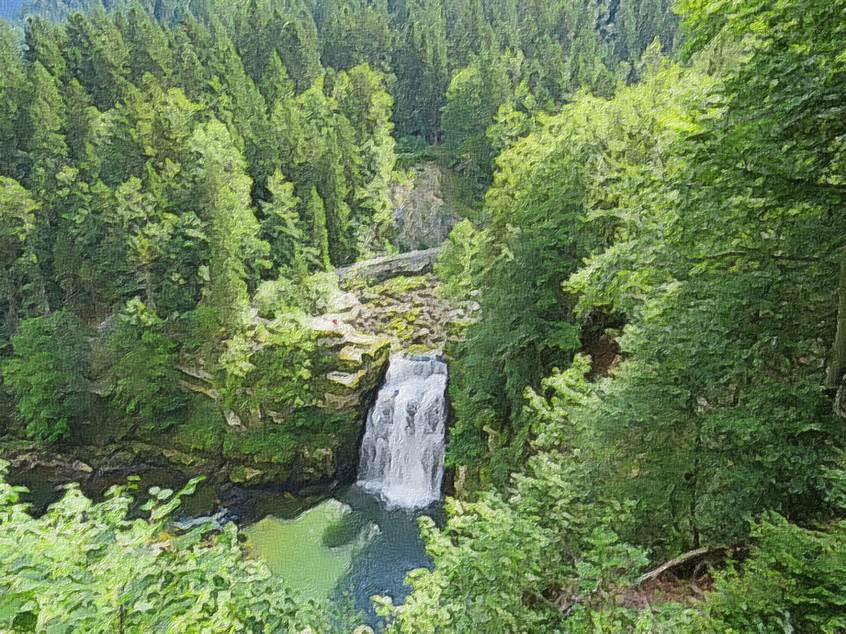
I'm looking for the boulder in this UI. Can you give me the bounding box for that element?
[336,247,442,286]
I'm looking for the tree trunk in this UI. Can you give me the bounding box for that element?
[144,266,157,313]
[825,261,846,393]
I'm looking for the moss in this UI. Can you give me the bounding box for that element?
[229,465,267,485]
[387,307,421,343]
[222,409,357,466]
[369,275,430,298]
[223,425,298,465]
[167,397,226,455]
[342,273,369,293]
[406,343,439,356]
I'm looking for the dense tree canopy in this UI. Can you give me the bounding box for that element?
[1,0,845,631]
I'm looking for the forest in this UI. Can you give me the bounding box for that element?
[0,0,844,632]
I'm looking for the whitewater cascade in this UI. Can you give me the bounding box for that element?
[357,353,447,509]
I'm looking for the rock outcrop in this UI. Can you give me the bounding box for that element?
[336,247,442,286]
[391,162,459,251]
[339,274,477,351]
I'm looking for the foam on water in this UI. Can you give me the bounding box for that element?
[357,354,447,509]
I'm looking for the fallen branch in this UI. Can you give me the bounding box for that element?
[637,546,725,586]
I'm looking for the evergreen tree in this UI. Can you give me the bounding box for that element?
[23,16,68,79]
[2,311,91,443]
[442,49,518,189]
[392,0,449,141]
[0,23,26,179]
[23,62,68,197]
[306,186,331,271]
[332,64,396,252]
[204,20,270,189]
[64,10,130,110]
[120,4,172,82]
[258,51,294,108]
[320,0,393,72]
[62,79,101,174]
[272,6,322,92]
[190,119,266,331]
[0,178,41,339]
[169,16,209,101]
[259,169,304,274]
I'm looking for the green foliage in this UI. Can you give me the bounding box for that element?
[238,319,319,411]
[383,457,649,633]
[0,462,330,632]
[446,69,697,486]
[382,356,649,632]
[307,186,331,271]
[0,22,26,180]
[434,219,484,302]
[2,311,91,443]
[0,178,41,339]
[259,169,304,275]
[169,396,225,454]
[430,3,846,624]
[7,1,844,630]
[441,56,512,189]
[696,516,846,633]
[190,119,266,332]
[105,298,186,430]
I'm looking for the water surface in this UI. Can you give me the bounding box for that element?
[244,485,443,629]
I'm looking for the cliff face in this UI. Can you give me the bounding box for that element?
[2,162,472,493]
[391,163,460,252]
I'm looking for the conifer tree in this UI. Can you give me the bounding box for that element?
[23,62,68,197]
[205,20,270,189]
[320,0,393,72]
[169,17,209,101]
[273,7,322,92]
[333,64,396,251]
[23,16,67,80]
[260,169,304,274]
[258,52,294,109]
[62,79,101,175]
[120,4,172,82]
[64,10,130,110]
[190,120,265,331]
[307,185,331,271]
[0,23,26,179]
[392,0,449,141]
[0,178,41,337]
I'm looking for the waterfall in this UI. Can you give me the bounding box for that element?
[357,353,447,509]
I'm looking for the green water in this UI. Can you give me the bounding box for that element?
[244,498,376,601]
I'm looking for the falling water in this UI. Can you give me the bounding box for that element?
[357,353,448,509]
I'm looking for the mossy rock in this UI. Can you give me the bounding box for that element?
[405,343,442,357]
[165,397,226,455]
[325,370,368,392]
[388,315,417,342]
[229,465,268,485]
[222,426,298,466]
[369,275,431,298]
[161,448,206,467]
